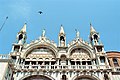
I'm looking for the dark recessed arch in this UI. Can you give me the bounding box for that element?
[73,75,100,80]
[20,74,55,80]
[23,75,51,80]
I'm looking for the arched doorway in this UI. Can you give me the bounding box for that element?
[21,75,53,80]
[74,75,99,80]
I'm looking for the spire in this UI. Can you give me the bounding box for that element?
[59,24,65,34]
[16,23,27,44]
[90,23,96,33]
[20,23,26,33]
[59,24,66,47]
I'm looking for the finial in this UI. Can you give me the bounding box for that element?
[20,23,26,33]
[90,23,96,33]
[60,25,65,34]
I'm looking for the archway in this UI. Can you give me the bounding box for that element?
[20,75,55,80]
[73,75,99,80]
[21,42,58,58]
[68,45,94,59]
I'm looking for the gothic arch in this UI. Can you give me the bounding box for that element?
[19,74,55,80]
[21,42,58,58]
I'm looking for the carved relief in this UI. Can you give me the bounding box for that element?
[26,47,55,59]
[70,48,90,60]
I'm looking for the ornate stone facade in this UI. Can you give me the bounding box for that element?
[0,23,120,80]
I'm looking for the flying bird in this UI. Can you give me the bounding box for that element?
[38,11,43,14]
[6,16,8,19]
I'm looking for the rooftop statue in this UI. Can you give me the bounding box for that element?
[42,29,45,37]
[75,29,80,39]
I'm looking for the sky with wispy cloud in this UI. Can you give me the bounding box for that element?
[0,0,120,53]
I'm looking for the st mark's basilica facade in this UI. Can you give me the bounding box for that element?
[0,23,120,80]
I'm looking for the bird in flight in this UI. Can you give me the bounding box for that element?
[38,11,43,14]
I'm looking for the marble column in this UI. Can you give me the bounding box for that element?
[19,46,22,52]
[97,57,101,65]
[28,61,31,69]
[49,61,51,69]
[15,56,19,69]
[86,62,88,69]
[95,47,98,53]
[105,57,109,68]
[68,59,71,65]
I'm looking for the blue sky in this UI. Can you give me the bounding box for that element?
[0,0,120,54]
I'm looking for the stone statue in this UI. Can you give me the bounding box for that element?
[76,31,80,38]
[42,29,45,37]
[75,29,80,39]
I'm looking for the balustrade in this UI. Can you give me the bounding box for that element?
[114,67,120,72]
[0,54,9,59]
[16,64,110,71]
